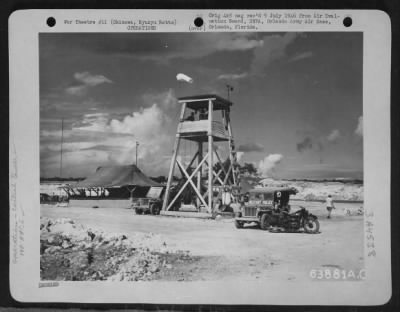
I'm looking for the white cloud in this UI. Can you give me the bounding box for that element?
[75,112,110,132]
[41,90,179,177]
[41,129,71,138]
[327,129,341,143]
[258,154,283,177]
[65,85,88,96]
[47,141,98,152]
[287,51,313,63]
[217,72,248,80]
[108,104,165,136]
[236,151,244,163]
[355,116,363,137]
[215,35,263,51]
[142,89,177,110]
[65,72,112,96]
[74,72,112,86]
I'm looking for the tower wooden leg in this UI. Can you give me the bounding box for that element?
[197,141,202,209]
[162,135,180,211]
[208,135,213,213]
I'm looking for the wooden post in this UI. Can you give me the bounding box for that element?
[208,99,213,213]
[162,102,186,211]
[197,141,202,209]
[226,110,237,185]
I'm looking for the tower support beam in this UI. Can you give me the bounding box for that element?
[207,99,213,213]
[197,142,203,208]
[162,102,186,211]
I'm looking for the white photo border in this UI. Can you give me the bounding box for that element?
[9,9,391,305]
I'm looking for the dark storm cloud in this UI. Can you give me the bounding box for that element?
[296,137,313,152]
[238,142,265,152]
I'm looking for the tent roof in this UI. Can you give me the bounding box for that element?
[72,165,161,188]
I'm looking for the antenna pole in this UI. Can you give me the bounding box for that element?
[135,141,139,166]
[60,118,64,178]
[226,84,234,101]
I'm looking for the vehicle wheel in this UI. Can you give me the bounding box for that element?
[234,220,243,229]
[135,208,143,215]
[304,217,320,234]
[150,203,161,215]
[260,214,270,231]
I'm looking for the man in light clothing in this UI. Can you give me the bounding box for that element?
[326,195,335,219]
[221,187,234,212]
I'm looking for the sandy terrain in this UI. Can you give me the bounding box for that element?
[41,201,364,282]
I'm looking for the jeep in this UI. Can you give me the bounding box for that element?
[234,187,298,229]
[132,186,164,215]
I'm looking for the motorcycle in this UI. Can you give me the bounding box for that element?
[262,206,320,234]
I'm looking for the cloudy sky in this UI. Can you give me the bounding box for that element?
[40,32,363,179]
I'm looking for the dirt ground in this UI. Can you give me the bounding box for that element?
[41,201,364,282]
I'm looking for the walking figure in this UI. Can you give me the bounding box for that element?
[326,195,335,219]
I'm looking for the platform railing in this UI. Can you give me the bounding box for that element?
[178,120,228,138]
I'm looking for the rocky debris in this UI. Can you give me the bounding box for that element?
[40,217,198,281]
[45,246,62,254]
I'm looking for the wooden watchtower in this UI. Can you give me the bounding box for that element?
[162,94,239,213]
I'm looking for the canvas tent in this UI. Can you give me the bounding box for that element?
[66,165,160,200]
[73,165,160,188]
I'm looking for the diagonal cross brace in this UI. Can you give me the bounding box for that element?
[202,165,224,199]
[213,148,228,177]
[166,151,209,211]
[176,160,209,212]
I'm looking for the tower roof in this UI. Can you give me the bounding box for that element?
[178,94,232,110]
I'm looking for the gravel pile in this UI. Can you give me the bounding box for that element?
[40,217,191,281]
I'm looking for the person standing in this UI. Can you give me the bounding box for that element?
[185,111,195,121]
[199,108,208,120]
[326,195,335,218]
[221,186,233,212]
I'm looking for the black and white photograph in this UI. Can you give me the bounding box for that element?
[9,10,391,305]
[39,31,365,282]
